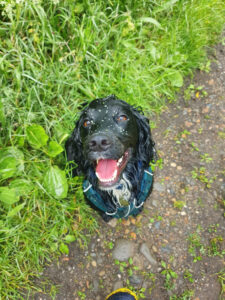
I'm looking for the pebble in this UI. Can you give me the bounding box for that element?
[152,199,158,207]
[185,121,193,127]
[92,279,99,293]
[180,211,186,216]
[113,280,123,291]
[91,260,97,267]
[140,243,157,266]
[108,218,118,228]
[128,275,142,286]
[112,239,135,261]
[171,162,177,167]
[99,270,105,276]
[154,221,161,229]
[122,219,130,226]
[152,246,158,252]
[154,182,166,192]
[133,254,144,269]
[91,243,96,251]
[181,189,185,195]
[208,79,214,85]
[161,245,172,254]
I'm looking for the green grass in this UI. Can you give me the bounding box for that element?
[0,0,225,298]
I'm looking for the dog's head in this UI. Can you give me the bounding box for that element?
[66,95,155,188]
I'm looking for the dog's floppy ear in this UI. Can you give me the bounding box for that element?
[65,119,84,176]
[132,107,156,167]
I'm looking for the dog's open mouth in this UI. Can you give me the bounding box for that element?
[95,150,130,187]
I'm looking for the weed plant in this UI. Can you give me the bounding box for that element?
[0,0,225,297]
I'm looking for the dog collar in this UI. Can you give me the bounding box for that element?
[83,166,153,219]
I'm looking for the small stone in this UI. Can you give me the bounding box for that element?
[125,229,129,234]
[122,219,130,226]
[177,166,182,170]
[171,162,177,167]
[130,217,136,225]
[128,275,142,286]
[99,270,105,276]
[152,246,157,252]
[92,279,99,293]
[112,239,135,261]
[136,215,143,223]
[180,211,186,216]
[208,79,214,85]
[97,256,103,264]
[154,221,161,229]
[91,260,97,267]
[133,254,145,269]
[108,218,118,228]
[161,245,172,254]
[213,191,217,197]
[154,182,165,192]
[202,106,209,114]
[140,243,157,266]
[181,189,185,195]
[152,199,158,207]
[185,121,193,128]
[113,280,123,291]
[130,232,137,240]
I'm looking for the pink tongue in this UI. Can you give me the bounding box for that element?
[96,159,118,180]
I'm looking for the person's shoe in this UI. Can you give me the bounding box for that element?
[105,288,138,300]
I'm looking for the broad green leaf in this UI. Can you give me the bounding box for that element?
[50,242,58,252]
[15,126,25,147]
[43,166,68,199]
[140,17,162,29]
[171,271,178,278]
[26,124,49,149]
[9,179,33,196]
[0,147,24,180]
[54,123,69,144]
[0,187,20,205]
[45,141,64,158]
[7,203,25,217]
[59,242,69,255]
[167,70,183,87]
[166,273,171,280]
[161,261,167,268]
[64,235,76,243]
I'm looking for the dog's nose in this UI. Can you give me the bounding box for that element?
[88,135,111,151]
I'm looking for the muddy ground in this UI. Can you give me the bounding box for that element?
[30,39,225,300]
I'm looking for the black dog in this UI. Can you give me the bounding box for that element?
[66,95,156,221]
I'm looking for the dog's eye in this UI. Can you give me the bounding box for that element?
[83,119,91,128]
[117,115,128,122]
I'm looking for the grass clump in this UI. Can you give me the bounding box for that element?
[0,0,225,297]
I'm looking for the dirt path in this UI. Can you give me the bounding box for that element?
[32,40,225,300]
